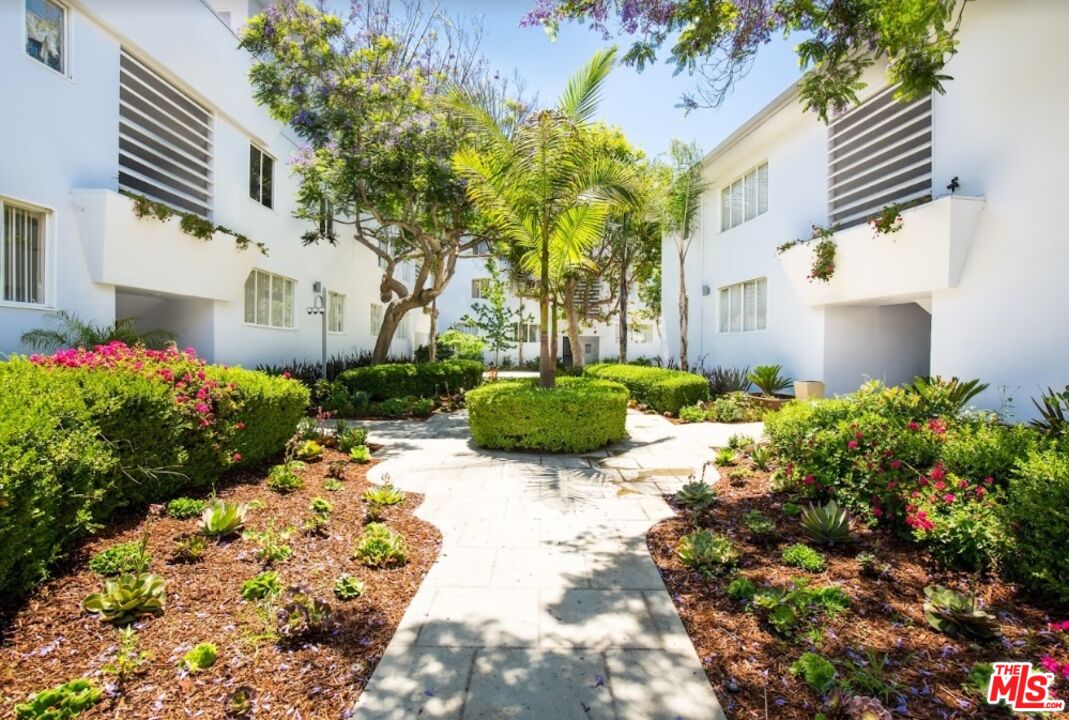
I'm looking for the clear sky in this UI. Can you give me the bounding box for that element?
[440,0,804,160]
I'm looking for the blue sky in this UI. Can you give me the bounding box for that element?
[441,0,803,159]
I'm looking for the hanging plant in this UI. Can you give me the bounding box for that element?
[126,193,268,256]
[870,195,933,237]
[808,236,837,282]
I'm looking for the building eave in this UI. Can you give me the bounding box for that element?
[700,81,802,169]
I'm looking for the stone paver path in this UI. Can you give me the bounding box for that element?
[349,411,762,720]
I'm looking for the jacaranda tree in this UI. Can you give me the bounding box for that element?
[241,1,504,363]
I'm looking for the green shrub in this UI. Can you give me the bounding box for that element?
[1005,447,1069,603]
[313,379,368,417]
[678,404,706,423]
[940,422,1036,485]
[435,328,487,361]
[88,541,150,576]
[709,392,765,423]
[14,678,102,719]
[366,396,435,418]
[338,360,483,401]
[782,543,826,572]
[584,363,709,414]
[0,350,306,600]
[166,497,207,520]
[466,378,628,453]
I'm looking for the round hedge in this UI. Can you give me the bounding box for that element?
[466,377,628,453]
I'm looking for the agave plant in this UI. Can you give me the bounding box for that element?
[747,364,793,396]
[83,573,166,625]
[749,445,772,471]
[200,501,248,538]
[922,585,1001,639]
[909,376,989,417]
[1030,386,1069,437]
[800,499,853,546]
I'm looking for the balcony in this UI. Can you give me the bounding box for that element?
[73,189,255,300]
[777,195,985,306]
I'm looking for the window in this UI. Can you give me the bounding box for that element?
[516,322,539,343]
[471,278,491,299]
[243,270,294,328]
[370,303,383,335]
[718,277,767,333]
[249,145,274,208]
[1,201,47,304]
[631,323,654,344]
[720,162,768,231]
[118,50,213,217]
[25,0,66,74]
[327,291,344,333]
[397,313,410,340]
[828,86,932,227]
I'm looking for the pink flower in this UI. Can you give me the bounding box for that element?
[848,440,859,450]
[983,476,994,485]
[232,452,242,463]
[802,474,815,486]
[872,507,884,517]
[918,477,930,487]
[975,487,986,498]
[886,481,897,490]
[236,422,246,430]
[934,480,947,491]
[195,402,211,414]
[928,419,947,434]
[890,460,903,470]
[1051,621,1069,632]
[1040,656,1059,673]
[930,465,947,482]
[943,493,956,503]
[908,421,921,431]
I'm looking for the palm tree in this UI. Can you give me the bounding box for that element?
[450,47,635,388]
[20,311,175,352]
[661,140,708,371]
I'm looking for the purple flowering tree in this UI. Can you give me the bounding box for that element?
[522,0,972,120]
[241,1,507,363]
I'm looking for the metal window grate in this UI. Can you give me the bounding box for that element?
[118,50,213,217]
[827,86,931,228]
[2,203,46,304]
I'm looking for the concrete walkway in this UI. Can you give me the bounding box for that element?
[349,412,762,720]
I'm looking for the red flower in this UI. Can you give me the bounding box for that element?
[236,422,246,430]
[930,465,947,482]
[890,460,903,470]
[232,452,242,463]
[907,421,920,431]
[934,480,947,491]
[848,440,859,450]
[943,493,956,503]
[802,474,816,485]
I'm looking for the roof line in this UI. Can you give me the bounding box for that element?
[701,81,802,168]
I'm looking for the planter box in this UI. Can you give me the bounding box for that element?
[793,380,825,401]
[748,394,792,412]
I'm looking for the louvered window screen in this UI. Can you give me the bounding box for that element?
[828,87,931,227]
[118,50,213,217]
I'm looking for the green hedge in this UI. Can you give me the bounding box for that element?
[466,378,628,453]
[584,363,709,414]
[1006,448,1069,603]
[338,360,483,401]
[0,354,307,599]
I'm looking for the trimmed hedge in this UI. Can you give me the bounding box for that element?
[0,346,307,599]
[584,363,709,414]
[466,378,628,453]
[338,360,483,401]
[1006,448,1069,603]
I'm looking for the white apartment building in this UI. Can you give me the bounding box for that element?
[663,0,1069,418]
[437,253,664,367]
[0,0,428,368]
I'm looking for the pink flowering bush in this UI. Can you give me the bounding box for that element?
[0,343,307,599]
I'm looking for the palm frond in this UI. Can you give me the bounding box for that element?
[558,46,617,123]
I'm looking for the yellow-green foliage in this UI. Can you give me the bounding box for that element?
[584,363,709,414]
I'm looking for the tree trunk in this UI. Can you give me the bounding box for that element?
[372,303,408,365]
[538,245,553,388]
[428,298,437,362]
[517,295,524,368]
[564,278,584,371]
[677,246,689,371]
[619,242,628,363]
[550,299,559,374]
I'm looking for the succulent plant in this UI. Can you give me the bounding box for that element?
[354,523,408,567]
[674,481,717,512]
[295,439,323,461]
[336,424,369,453]
[713,448,736,466]
[742,510,775,538]
[677,530,739,576]
[845,695,892,720]
[349,445,372,464]
[325,460,348,480]
[800,499,854,546]
[200,501,248,537]
[14,678,102,719]
[922,585,1001,639]
[749,445,772,471]
[182,643,218,673]
[171,533,208,563]
[323,478,344,492]
[224,686,257,719]
[727,434,749,451]
[266,462,305,493]
[276,586,333,639]
[83,572,166,625]
[333,574,367,600]
[240,570,281,601]
[363,483,405,506]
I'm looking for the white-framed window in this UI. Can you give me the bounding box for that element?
[118,50,213,218]
[718,277,767,334]
[397,312,410,340]
[1,200,47,305]
[249,144,274,208]
[720,162,769,231]
[471,278,490,299]
[25,0,67,75]
[631,323,654,344]
[327,291,344,333]
[516,322,538,343]
[243,269,294,329]
[370,303,383,335]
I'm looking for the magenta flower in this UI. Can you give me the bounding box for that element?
[195,402,211,414]
[848,440,859,450]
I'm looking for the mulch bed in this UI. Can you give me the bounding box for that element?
[647,454,1069,719]
[0,446,441,718]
